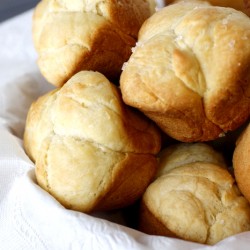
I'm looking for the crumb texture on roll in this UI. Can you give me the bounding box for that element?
[24,71,161,213]
[33,0,154,87]
[233,122,250,203]
[139,142,250,245]
[120,1,250,142]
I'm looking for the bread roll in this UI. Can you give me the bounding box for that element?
[233,122,250,203]
[32,0,154,87]
[24,71,161,213]
[156,142,226,178]
[140,143,250,245]
[120,1,250,142]
[165,0,250,16]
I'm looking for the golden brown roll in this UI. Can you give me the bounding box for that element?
[120,1,250,142]
[233,122,250,203]
[155,142,226,178]
[139,143,250,245]
[24,71,161,213]
[32,0,154,87]
[165,0,250,16]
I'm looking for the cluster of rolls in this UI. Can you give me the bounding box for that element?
[24,0,250,246]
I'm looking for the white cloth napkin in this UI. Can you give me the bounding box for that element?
[1,5,250,250]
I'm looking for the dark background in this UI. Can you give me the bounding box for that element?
[0,0,39,22]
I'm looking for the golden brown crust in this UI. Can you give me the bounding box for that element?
[233,123,250,202]
[32,0,154,87]
[139,200,178,238]
[120,1,250,142]
[24,71,161,213]
[165,0,250,16]
[95,153,158,211]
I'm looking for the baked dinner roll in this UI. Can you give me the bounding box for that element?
[32,0,154,87]
[233,122,250,203]
[165,0,250,16]
[120,1,250,142]
[155,142,226,178]
[139,143,250,245]
[24,71,161,212]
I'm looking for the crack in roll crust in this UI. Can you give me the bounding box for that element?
[24,71,161,213]
[33,0,154,87]
[120,1,250,142]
